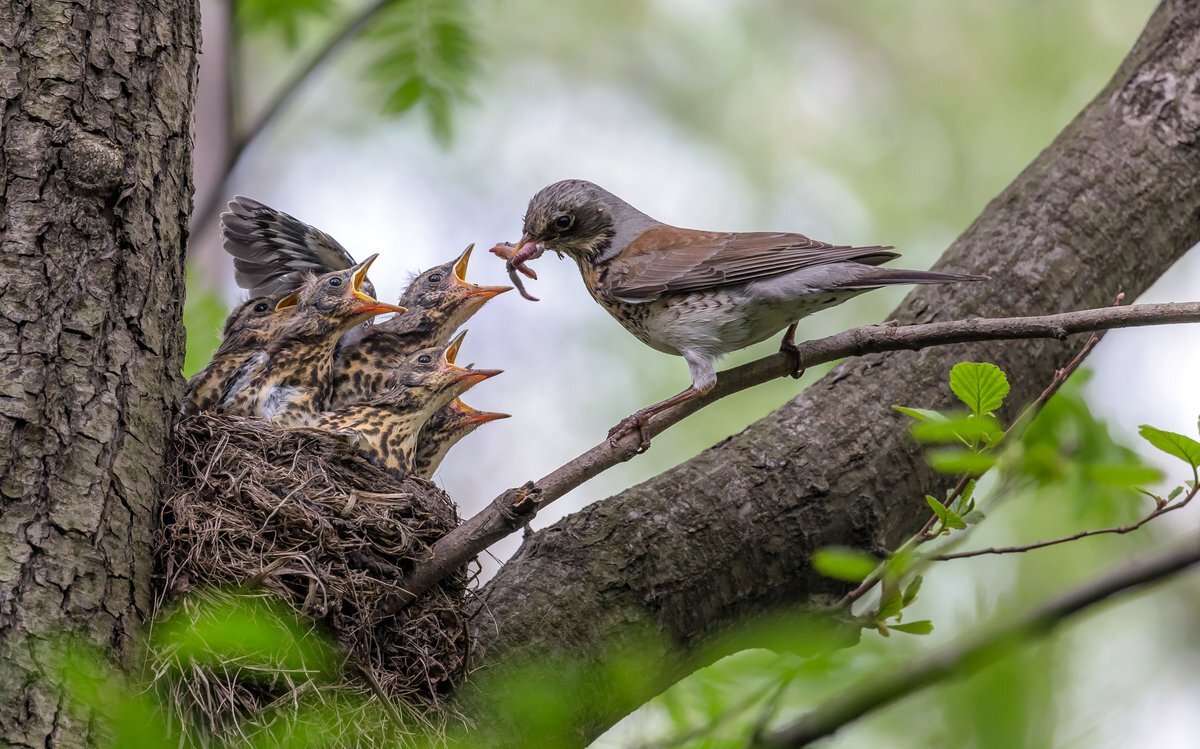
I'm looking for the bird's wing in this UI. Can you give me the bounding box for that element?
[605,226,897,300]
[214,350,269,412]
[221,196,370,298]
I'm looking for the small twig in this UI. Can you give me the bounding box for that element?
[395,301,1200,607]
[931,481,1200,561]
[193,0,398,235]
[833,294,1121,610]
[757,532,1200,747]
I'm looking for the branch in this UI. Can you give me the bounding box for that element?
[192,0,396,234]
[394,301,1200,607]
[757,533,1200,747]
[930,480,1200,561]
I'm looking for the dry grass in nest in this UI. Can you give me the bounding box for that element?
[150,413,471,745]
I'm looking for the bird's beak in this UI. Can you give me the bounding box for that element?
[459,402,511,425]
[452,244,514,298]
[444,330,467,364]
[350,254,407,315]
[447,364,503,386]
[509,236,546,268]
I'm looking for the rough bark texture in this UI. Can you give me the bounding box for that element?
[467,1,1200,743]
[0,1,197,746]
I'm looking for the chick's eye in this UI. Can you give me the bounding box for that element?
[253,302,269,313]
[328,276,343,287]
[417,355,433,364]
[427,273,443,284]
[554,214,573,230]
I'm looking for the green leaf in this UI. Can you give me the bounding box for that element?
[813,547,879,582]
[902,575,923,605]
[1138,425,1200,468]
[925,495,967,530]
[892,406,948,423]
[949,362,1010,417]
[1168,486,1185,501]
[368,0,478,141]
[911,414,1003,445]
[891,620,934,635]
[928,449,996,476]
[1083,462,1164,488]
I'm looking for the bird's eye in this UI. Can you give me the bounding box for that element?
[427,273,443,284]
[417,355,433,364]
[554,214,573,230]
[253,302,269,313]
[328,277,343,287]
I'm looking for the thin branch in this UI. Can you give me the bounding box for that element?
[931,482,1200,561]
[835,312,1112,610]
[757,532,1200,747]
[393,301,1200,609]
[192,0,397,234]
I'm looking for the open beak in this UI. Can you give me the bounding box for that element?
[447,364,503,387]
[452,244,514,299]
[444,330,467,364]
[350,254,407,315]
[456,401,511,425]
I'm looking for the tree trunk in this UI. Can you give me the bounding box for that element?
[467,1,1200,744]
[0,1,197,745]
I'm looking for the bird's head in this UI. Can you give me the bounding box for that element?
[516,179,623,263]
[274,254,406,336]
[220,295,291,349]
[380,331,503,416]
[397,244,512,329]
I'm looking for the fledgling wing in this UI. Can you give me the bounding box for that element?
[605,226,898,300]
[221,196,373,298]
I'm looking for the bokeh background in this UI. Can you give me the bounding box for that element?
[184,1,1200,746]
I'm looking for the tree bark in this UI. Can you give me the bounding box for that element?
[467,1,1200,743]
[0,1,197,746]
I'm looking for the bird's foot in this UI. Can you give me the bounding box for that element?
[608,410,653,453]
[779,324,805,379]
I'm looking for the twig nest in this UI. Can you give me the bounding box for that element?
[152,413,470,743]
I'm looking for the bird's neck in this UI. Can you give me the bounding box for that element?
[373,308,442,347]
[591,204,659,265]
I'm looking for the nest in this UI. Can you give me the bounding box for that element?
[151,413,471,745]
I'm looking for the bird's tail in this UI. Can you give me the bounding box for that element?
[835,268,989,290]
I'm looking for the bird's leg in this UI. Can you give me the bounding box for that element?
[779,323,805,379]
[607,388,702,453]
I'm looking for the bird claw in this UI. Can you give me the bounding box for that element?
[607,412,652,453]
[779,324,805,379]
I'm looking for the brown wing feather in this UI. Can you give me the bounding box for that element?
[607,227,897,299]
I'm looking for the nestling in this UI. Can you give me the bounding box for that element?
[182,295,289,415]
[309,337,502,475]
[411,398,511,478]
[494,179,985,447]
[217,255,406,425]
[332,244,511,406]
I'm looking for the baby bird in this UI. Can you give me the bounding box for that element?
[221,196,376,299]
[182,295,288,415]
[218,255,406,425]
[411,399,511,478]
[309,341,502,476]
[496,179,985,447]
[331,244,510,407]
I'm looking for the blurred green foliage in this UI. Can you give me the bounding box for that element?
[183,271,228,378]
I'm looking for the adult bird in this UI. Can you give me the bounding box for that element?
[411,398,511,478]
[494,179,985,448]
[217,255,406,425]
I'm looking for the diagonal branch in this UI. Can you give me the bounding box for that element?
[757,532,1200,747]
[393,301,1200,608]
